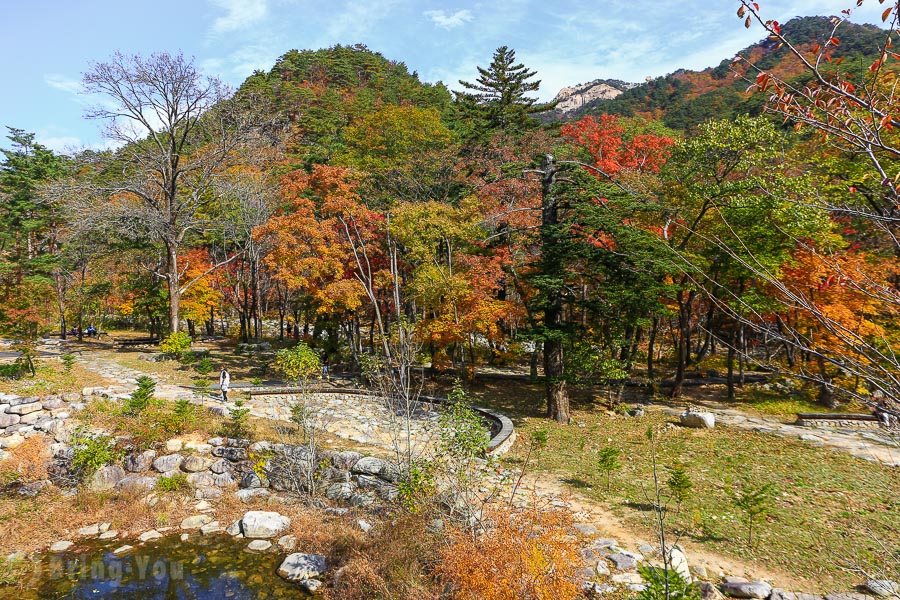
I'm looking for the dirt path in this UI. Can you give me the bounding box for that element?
[523,473,812,591]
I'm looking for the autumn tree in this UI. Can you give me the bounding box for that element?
[78,52,260,334]
[731,1,900,408]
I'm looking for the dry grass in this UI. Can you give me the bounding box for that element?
[461,378,899,591]
[0,437,49,485]
[0,359,110,396]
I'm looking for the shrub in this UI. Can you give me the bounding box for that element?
[159,331,192,359]
[195,357,213,375]
[121,375,156,415]
[637,564,701,600]
[179,350,197,365]
[597,446,622,493]
[70,429,120,479]
[221,399,252,439]
[168,399,198,434]
[60,354,77,373]
[437,504,581,600]
[157,472,189,492]
[273,343,320,384]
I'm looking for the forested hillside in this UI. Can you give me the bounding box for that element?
[566,16,891,129]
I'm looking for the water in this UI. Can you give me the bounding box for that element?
[4,535,310,599]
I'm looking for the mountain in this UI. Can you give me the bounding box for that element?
[547,79,637,117]
[554,16,887,130]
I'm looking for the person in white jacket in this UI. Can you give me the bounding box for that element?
[219,367,231,402]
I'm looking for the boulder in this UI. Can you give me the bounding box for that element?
[152,454,183,473]
[277,553,327,582]
[0,414,21,428]
[181,456,213,473]
[325,483,353,501]
[235,488,270,501]
[241,511,291,539]
[720,581,773,599]
[608,552,638,571]
[8,402,42,415]
[49,541,74,552]
[138,530,163,542]
[669,545,692,583]
[351,456,400,482]
[331,451,362,470]
[209,459,232,474]
[165,439,183,452]
[240,471,265,489]
[864,581,899,599]
[212,472,236,487]
[180,515,213,530]
[277,534,297,551]
[247,540,272,552]
[115,475,157,493]
[211,446,247,461]
[124,450,156,473]
[680,410,716,429]
[0,433,24,449]
[90,465,126,491]
[186,472,216,488]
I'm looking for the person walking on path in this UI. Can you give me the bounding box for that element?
[321,352,329,379]
[219,367,231,403]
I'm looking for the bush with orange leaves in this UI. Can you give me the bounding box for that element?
[0,435,49,485]
[437,503,582,600]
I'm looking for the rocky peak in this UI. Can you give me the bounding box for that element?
[550,78,637,115]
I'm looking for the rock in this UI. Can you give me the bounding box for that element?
[241,511,291,539]
[212,472,236,487]
[357,519,372,532]
[278,534,297,551]
[771,590,799,600]
[165,439,183,452]
[98,531,118,540]
[194,487,222,500]
[721,581,773,599]
[0,434,24,449]
[680,410,716,429]
[611,573,644,584]
[200,522,223,535]
[299,579,322,593]
[701,582,727,600]
[152,454,183,472]
[8,401,42,415]
[225,437,251,448]
[669,545,692,583]
[210,459,232,474]
[864,581,900,598]
[351,456,399,482]
[348,492,374,507]
[42,398,63,410]
[240,471,265,489]
[181,455,213,473]
[49,541,74,552]
[326,482,353,501]
[183,442,212,454]
[90,465,125,491]
[138,530,163,542]
[186,472,216,488]
[211,446,247,461]
[608,553,638,571]
[825,595,878,600]
[115,475,157,492]
[112,545,134,556]
[331,451,362,470]
[0,414,21,428]
[180,515,213,529]
[226,520,243,536]
[277,553,328,582]
[573,523,598,536]
[247,540,272,552]
[78,524,101,536]
[235,488,271,501]
[693,565,709,580]
[124,450,156,472]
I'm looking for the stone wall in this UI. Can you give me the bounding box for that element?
[0,392,81,455]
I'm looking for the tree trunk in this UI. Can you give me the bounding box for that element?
[647,317,659,380]
[166,244,181,334]
[545,338,569,423]
[670,288,694,399]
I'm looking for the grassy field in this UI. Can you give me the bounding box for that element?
[463,379,899,591]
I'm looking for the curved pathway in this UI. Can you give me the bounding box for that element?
[72,350,898,466]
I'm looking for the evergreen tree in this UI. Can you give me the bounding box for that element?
[456,46,553,137]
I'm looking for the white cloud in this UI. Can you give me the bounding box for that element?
[210,0,268,35]
[424,9,474,30]
[44,74,82,95]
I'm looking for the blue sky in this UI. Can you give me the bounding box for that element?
[0,0,888,153]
